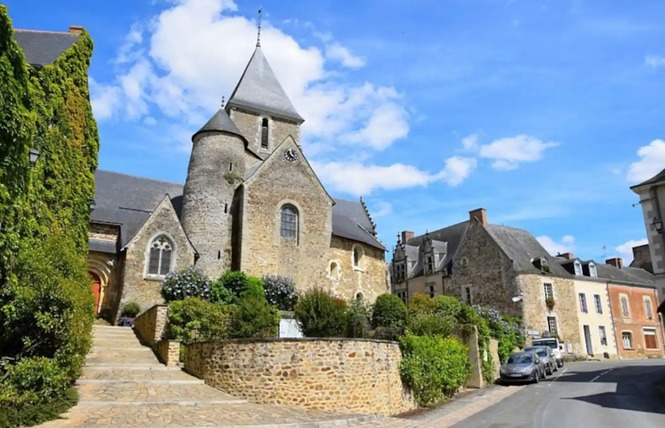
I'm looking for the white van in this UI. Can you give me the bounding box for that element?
[531,337,564,368]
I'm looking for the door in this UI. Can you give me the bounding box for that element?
[583,325,593,355]
[89,272,101,314]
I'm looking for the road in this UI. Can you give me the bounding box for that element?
[452,359,665,428]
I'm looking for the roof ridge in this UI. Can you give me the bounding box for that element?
[97,169,183,187]
[15,29,77,35]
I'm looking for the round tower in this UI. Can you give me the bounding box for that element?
[180,108,246,279]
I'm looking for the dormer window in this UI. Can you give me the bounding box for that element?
[574,261,582,276]
[261,118,269,149]
[394,261,406,282]
[425,255,434,274]
[589,263,597,277]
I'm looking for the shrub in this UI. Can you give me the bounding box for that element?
[160,267,211,302]
[0,357,69,406]
[346,298,371,338]
[167,298,230,344]
[0,387,78,428]
[262,274,298,310]
[210,280,234,305]
[294,288,347,337]
[400,333,471,406]
[371,293,407,330]
[407,293,436,316]
[216,271,264,301]
[407,312,455,337]
[228,294,280,339]
[120,301,141,318]
[432,295,463,320]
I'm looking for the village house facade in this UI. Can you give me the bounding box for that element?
[83,42,387,320]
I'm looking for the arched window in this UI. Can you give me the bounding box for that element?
[280,204,298,238]
[147,235,173,276]
[355,292,364,301]
[329,261,339,280]
[352,245,364,269]
[261,118,269,149]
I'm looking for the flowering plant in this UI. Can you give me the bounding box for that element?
[262,274,298,310]
[160,266,211,302]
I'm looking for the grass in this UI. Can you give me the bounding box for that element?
[0,387,78,428]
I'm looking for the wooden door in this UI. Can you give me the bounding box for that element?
[90,273,101,314]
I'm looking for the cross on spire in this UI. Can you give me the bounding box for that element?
[256,7,262,47]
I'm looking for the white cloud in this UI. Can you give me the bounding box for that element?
[91,0,408,151]
[615,238,648,264]
[89,78,122,120]
[645,55,665,70]
[325,42,366,68]
[462,134,478,151]
[537,235,575,256]
[435,156,477,186]
[626,139,665,183]
[370,201,393,218]
[478,135,558,170]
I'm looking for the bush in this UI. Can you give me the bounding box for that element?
[215,271,264,301]
[346,298,371,338]
[167,298,230,344]
[228,294,280,339]
[0,387,78,428]
[407,312,455,337]
[432,295,463,320]
[120,301,141,318]
[407,293,436,315]
[400,333,471,407]
[0,357,69,406]
[160,267,211,302]
[371,293,407,331]
[294,288,347,337]
[262,274,298,310]
[210,280,234,305]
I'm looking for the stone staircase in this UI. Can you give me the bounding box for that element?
[38,325,382,427]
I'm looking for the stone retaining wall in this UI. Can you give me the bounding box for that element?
[155,340,180,367]
[185,338,416,415]
[134,304,168,345]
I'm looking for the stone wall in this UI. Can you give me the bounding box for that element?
[134,304,169,345]
[184,338,416,415]
[155,340,180,367]
[327,236,387,302]
[230,108,301,157]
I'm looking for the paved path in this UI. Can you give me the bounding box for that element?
[39,325,380,427]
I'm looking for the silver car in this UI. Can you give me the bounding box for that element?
[524,346,557,375]
[500,352,546,384]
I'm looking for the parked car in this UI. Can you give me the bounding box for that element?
[531,337,564,368]
[500,352,546,384]
[524,346,556,375]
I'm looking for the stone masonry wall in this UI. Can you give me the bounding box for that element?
[327,236,387,302]
[134,304,169,345]
[240,137,333,292]
[230,108,301,157]
[120,199,195,320]
[185,339,416,415]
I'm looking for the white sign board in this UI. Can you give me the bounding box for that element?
[279,318,303,338]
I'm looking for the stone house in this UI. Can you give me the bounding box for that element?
[555,254,618,359]
[87,42,387,321]
[391,208,584,354]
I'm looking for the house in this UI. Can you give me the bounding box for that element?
[556,254,618,359]
[391,208,584,354]
[85,39,387,321]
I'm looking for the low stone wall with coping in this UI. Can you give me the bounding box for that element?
[184,338,416,415]
[134,304,180,367]
[155,340,180,367]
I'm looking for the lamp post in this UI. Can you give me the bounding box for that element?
[652,217,663,234]
[29,148,40,167]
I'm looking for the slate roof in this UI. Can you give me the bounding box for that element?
[92,170,384,251]
[227,47,303,123]
[92,170,183,248]
[594,264,657,287]
[630,167,665,190]
[193,108,244,141]
[89,239,118,254]
[485,224,571,277]
[409,221,470,271]
[332,198,384,250]
[14,30,79,67]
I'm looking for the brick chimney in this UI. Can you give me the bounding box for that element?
[401,231,414,244]
[557,252,575,260]
[469,208,487,226]
[68,26,84,35]
[606,257,623,269]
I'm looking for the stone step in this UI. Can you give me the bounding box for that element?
[83,363,175,370]
[80,367,195,382]
[77,382,246,405]
[86,353,160,366]
[92,330,138,338]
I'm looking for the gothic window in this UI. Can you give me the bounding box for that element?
[261,118,269,149]
[147,235,173,277]
[280,204,298,239]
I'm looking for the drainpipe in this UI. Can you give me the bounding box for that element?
[606,280,621,359]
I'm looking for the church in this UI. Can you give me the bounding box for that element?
[88,40,388,320]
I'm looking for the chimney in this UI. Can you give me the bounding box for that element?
[68,26,84,35]
[606,257,623,269]
[401,230,414,244]
[557,252,575,260]
[469,208,487,226]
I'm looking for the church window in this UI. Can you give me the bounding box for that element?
[280,204,298,238]
[261,118,269,149]
[329,261,339,280]
[352,245,364,270]
[147,235,173,277]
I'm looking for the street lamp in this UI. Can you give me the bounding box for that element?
[29,148,40,167]
[652,217,664,234]
[89,199,97,211]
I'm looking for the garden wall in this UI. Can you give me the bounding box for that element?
[185,338,417,415]
[134,304,179,366]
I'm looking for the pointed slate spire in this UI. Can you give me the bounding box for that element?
[192,108,244,141]
[226,46,304,123]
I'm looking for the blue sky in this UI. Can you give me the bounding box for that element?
[5,0,665,263]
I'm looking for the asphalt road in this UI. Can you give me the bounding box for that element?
[452,359,665,428]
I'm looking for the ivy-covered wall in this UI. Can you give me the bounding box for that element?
[0,4,99,425]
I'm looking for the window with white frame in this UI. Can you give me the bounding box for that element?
[574,261,582,275]
[594,294,602,314]
[598,326,607,346]
[643,296,654,320]
[644,328,658,349]
[620,294,630,317]
[578,293,588,313]
[543,283,553,300]
[621,331,633,349]
[547,316,558,334]
[147,235,173,277]
[588,263,597,277]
